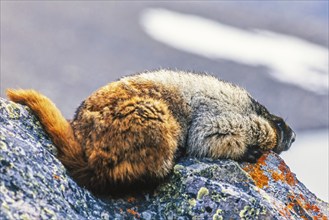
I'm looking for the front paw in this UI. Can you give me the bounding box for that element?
[239,145,264,163]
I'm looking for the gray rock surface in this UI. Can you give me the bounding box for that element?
[0,97,328,219]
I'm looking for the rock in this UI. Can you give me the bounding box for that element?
[0,97,328,219]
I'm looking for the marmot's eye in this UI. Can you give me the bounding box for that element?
[271,116,285,128]
[275,119,285,128]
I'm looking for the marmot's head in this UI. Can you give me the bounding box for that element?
[250,97,296,154]
[269,114,296,154]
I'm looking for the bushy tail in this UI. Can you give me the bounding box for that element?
[6,89,87,173]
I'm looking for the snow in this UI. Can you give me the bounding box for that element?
[140,8,329,94]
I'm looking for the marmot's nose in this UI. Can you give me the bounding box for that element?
[291,131,296,143]
[284,131,296,151]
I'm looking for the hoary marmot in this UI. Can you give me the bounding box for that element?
[7,69,295,195]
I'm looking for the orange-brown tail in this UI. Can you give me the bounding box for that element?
[6,89,87,173]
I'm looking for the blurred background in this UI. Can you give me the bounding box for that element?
[1,1,328,201]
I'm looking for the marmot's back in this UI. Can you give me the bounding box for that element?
[128,70,252,111]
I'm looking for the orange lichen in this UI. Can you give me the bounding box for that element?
[243,152,298,189]
[279,207,292,219]
[271,171,284,182]
[243,154,269,188]
[127,208,140,218]
[299,194,305,200]
[286,202,294,210]
[243,153,327,219]
[261,159,297,186]
[127,197,136,203]
[53,175,60,180]
[258,153,268,166]
[305,203,320,213]
[278,161,296,186]
[304,203,328,219]
[286,194,328,220]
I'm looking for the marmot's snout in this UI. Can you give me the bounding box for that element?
[289,131,296,147]
[284,130,296,151]
[273,122,296,154]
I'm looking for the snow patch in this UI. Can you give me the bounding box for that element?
[140,8,329,94]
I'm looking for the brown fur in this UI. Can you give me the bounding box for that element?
[6,80,184,195]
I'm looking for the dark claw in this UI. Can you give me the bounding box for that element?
[239,145,263,163]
